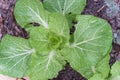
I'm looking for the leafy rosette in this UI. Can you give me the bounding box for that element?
[0,0,113,80]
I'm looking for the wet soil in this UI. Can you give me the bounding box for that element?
[0,0,120,80]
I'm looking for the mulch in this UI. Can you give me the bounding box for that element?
[0,0,120,80]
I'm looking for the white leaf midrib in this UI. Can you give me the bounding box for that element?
[65,0,75,13]
[9,54,29,70]
[57,0,62,12]
[8,49,35,70]
[63,0,75,14]
[27,6,48,28]
[1,49,34,59]
[0,49,35,71]
[46,51,55,70]
[75,46,97,53]
[75,36,102,46]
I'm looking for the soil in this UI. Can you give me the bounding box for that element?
[0,0,120,80]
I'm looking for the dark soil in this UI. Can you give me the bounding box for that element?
[0,0,120,80]
[0,0,28,39]
[52,63,87,80]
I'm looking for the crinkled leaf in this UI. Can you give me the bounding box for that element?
[49,13,70,39]
[29,27,49,53]
[110,61,120,80]
[0,35,34,78]
[28,13,69,80]
[61,15,113,78]
[43,0,86,15]
[29,13,70,53]
[28,50,64,80]
[14,0,48,28]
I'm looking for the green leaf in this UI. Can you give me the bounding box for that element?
[95,54,110,79]
[28,27,66,79]
[28,50,64,80]
[65,14,76,28]
[110,61,120,80]
[0,35,34,78]
[24,24,40,33]
[88,74,105,80]
[14,0,49,28]
[28,13,69,80]
[61,15,113,78]
[49,13,70,39]
[29,27,49,53]
[29,13,70,53]
[43,0,86,15]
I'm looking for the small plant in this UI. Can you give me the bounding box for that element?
[0,0,113,80]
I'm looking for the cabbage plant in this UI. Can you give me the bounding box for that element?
[0,0,113,80]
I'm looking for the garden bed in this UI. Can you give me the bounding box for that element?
[0,0,120,80]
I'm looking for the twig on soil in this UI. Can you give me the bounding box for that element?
[97,5,105,12]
